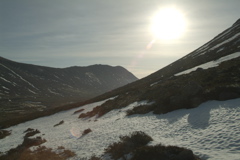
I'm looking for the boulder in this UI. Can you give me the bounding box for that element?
[218,91,240,100]
[181,81,203,97]
[176,149,195,160]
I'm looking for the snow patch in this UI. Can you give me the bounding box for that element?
[0,77,14,86]
[2,86,10,90]
[209,32,240,51]
[54,75,60,79]
[188,25,239,58]
[0,63,38,90]
[150,80,161,87]
[48,88,62,96]
[28,89,37,94]
[85,72,101,84]
[175,52,240,76]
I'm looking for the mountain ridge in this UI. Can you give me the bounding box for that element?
[1,19,240,160]
[0,58,138,128]
[72,18,240,118]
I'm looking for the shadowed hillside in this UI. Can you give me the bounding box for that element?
[73,18,240,118]
[0,59,137,128]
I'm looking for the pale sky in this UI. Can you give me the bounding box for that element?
[0,0,239,78]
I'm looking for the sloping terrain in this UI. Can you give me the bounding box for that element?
[0,19,240,160]
[0,59,137,128]
[0,97,239,160]
[77,18,240,117]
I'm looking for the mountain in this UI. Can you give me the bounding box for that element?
[78,18,240,117]
[0,58,138,128]
[0,19,240,160]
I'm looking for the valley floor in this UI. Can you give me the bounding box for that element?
[1,97,240,160]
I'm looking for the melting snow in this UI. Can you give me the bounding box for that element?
[2,86,9,90]
[209,33,240,51]
[188,25,239,58]
[0,63,38,90]
[54,75,60,79]
[48,88,62,96]
[150,81,161,87]
[207,24,239,46]
[0,77,14,86]
[175,52,240,76]
[28,89,37,94]
[0,98,240,160]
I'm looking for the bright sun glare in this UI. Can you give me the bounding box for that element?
[151,7,186,40]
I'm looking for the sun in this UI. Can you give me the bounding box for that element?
[150,7,186,40]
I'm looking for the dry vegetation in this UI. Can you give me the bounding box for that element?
[0,129,76,160]
[78,57,240,119]
[0,129,11,139]
[83,131,200,160]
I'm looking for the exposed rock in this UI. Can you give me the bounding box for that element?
[24,129,40,138]
[23,128,34,133]
[170,95,188,109]
[190,97,204,108]
[181,81,203,97]
[218,91,240,100]
[169,82,204,109]
[73,108,85,114]
[82,128,92,136]
[196,67,204,72]
[54,120,64,127]
[0,129,11,139]
[176,149,195,160]
[22,136,46,148]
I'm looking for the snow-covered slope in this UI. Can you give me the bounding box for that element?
[1,97,240,160]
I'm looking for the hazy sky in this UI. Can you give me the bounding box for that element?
[1,0,239,78]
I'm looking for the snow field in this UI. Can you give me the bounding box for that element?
[0,98,240,160]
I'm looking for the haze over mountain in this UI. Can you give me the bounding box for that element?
[0,20,240,160]
[0,59,137,128]
[1,1,239,79]
[84,18,240,115]
[0,19,240,160]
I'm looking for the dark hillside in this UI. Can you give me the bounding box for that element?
[74,18,240,118]
[0,58,137,128]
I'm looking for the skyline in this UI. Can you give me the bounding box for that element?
[1,0,240,78]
